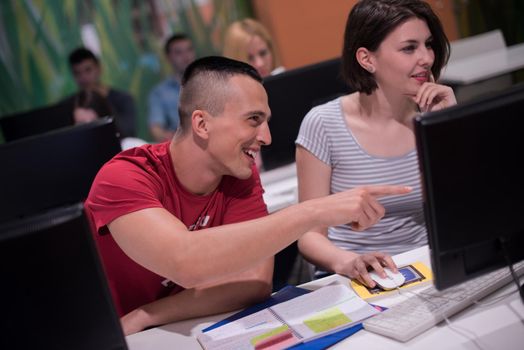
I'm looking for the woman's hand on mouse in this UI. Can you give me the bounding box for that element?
[337,252,398,288]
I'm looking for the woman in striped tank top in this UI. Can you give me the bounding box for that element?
[295,0,457,287]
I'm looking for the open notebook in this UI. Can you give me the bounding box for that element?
[197,282,379,350]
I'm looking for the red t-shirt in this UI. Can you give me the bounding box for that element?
[85,142,268,316]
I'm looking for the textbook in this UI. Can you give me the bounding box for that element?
[350,262,433,302]
[197,282,379,350]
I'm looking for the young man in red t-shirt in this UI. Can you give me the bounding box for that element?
[85,56,410,335]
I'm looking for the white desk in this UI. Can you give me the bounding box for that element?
[126,246,524,350]
[259,163,298,213]
[440,43,524,102]
[441,43,524,85]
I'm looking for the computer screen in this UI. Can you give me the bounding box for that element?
[0,101,73,142]
[261,57,351,170]
[0,203,127,350]
[414,83,524,290]
[0,117,121,222]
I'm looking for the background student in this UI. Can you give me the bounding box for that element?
[85,56,410,335]
[223,18,285,79]
[295,0,457,280]
[63,47,137,139]
[148,33,196,142]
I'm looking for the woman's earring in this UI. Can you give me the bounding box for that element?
[367,66,375,73]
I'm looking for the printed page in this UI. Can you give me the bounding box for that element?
[197,308,301,350]
[270,283,379,342]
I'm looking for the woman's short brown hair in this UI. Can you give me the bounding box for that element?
[342,0,450,94]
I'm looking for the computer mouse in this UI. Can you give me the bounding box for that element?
[369,268,406,290]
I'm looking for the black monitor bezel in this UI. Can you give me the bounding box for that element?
[0,101,74,142]
[261,57,350,170]
[0,203,127,349]
[414,83,524,290]
[0,117,121,222]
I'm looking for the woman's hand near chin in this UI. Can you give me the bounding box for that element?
[413,79,457,113]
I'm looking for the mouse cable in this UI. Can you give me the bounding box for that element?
[396,287,485,350]
[499,236,524,304]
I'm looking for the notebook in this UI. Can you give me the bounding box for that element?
[197,282,378,350]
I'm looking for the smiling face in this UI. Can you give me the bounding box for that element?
[205,75,271,179]
[370,18,435,97]
[246,35,274,78]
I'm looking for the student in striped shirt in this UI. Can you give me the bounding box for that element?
[295,0,457,286]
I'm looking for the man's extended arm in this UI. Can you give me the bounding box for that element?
[108,184,410,289]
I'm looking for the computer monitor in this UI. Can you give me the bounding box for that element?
[0,203,128,350]
[0,117,121,222]
[414,83,524,290]
[261,57,351,170]
[0,101,73,142]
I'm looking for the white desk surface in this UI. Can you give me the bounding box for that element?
[259,163,298,213]
[441,42,524,85]
[259,162,296,185]
[126,246,524,350]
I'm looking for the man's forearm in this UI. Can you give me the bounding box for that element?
[122,277,271,335]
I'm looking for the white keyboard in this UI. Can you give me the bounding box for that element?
[363,261,524,342]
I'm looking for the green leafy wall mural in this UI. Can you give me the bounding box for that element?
[0,0,253,141]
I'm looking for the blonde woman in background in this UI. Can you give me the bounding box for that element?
[223,18,285,78]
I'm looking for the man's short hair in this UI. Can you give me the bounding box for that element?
[68,47,99,67]
[164,33,191,55]
[178,56,262,131]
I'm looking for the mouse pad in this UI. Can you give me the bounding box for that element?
[350,262,433,301]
